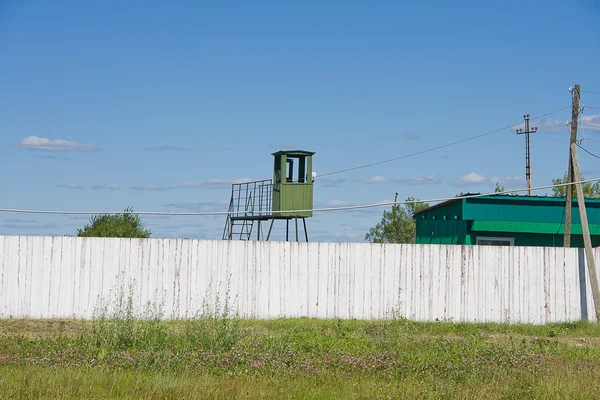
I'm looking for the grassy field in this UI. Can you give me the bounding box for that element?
[2,313,600,399]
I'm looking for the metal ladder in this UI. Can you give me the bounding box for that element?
[222,179,272,240]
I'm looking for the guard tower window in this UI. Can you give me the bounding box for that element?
[286,159,294,182]
[273,150,314,188]
[283,156,307,183]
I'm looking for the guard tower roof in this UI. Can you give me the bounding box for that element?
[271,150,316,157]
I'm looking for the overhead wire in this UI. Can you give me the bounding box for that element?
[318,106,570,177]
[582,137,600,144]
[576,143,600,159]
[580,123,600,130]
[0,177,598,216]
[0,106,583,219]
[580,105,587,141]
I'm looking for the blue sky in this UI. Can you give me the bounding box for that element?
[1,0,599,241]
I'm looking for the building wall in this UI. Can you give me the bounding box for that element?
[415,200,468,244]
[1,235,599,324]
[464,197,600,224]
[416,199,464,221]
[415,220,470,245]
[467,231,600,248]
[276,183,313,217]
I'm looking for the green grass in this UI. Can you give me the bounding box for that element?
[2,316,600,399]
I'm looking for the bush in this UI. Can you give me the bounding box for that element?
[77,206,151,238]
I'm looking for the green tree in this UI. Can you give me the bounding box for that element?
[77,207,151,238]
[551,172,600,198]
[494,182,505,193]
[365,197,429,244]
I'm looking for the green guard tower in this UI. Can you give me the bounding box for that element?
[272,150,315,218]
[222,150,315,241]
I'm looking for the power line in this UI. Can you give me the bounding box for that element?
[538,134,564,144]
[582,91,600,95]
[516,113,537,195]
[0,177,598,217]
[319,106,570,177]
[580,123,600,130]
[577,143,600,159]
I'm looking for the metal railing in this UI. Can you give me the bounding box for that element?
[229,179,272,218]
[222,179,273,240]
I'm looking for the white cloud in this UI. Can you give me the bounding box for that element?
[490,176,522,184]
[144,146,196,152]
[17,136,98,151]
[355,175,440,185]
[397,176,441,185]
[506,176,523,182]
[4,218,39,224]
[178,178,253,189]
[130,184,172,191]
[536,118,569,133]
[324,200,349,207]
[452,173,488,186]
[318,178,345,187]
[367,176,388,184]
[536,114,600,133]
[453,173,524,187]
[92,183,120,190]
[0,222,59,230]
[580,114,600,130]
[143,146,243,152]
[128,179,254,191]
[353,176,388,184]
[164,200,230,211]
[57,183,83,189]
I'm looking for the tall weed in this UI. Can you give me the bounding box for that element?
[182,279,243,352]
[88,285,167,351]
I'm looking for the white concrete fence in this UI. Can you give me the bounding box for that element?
[0,235,598,323]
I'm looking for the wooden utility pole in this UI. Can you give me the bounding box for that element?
[571,143,600,320]
[564,84,581,247]
[516,114,538,195]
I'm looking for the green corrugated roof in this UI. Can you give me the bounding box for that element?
[464,196,600,224]
[414,194,600,216]
[476,194,600,204]
[471,220,600,235]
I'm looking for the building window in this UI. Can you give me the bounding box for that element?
[476,236,514,246]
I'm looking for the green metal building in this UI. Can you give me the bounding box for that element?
[414,195,600,247]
